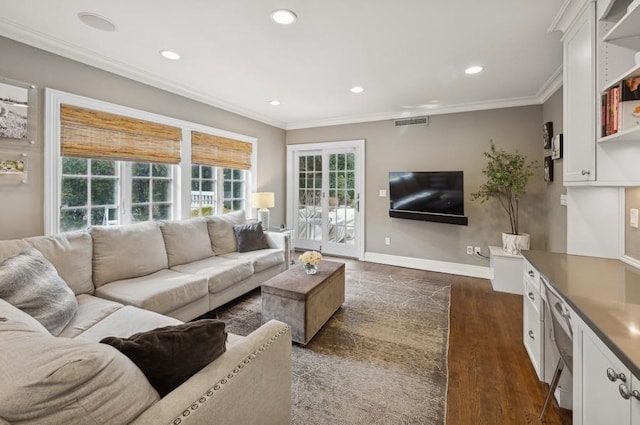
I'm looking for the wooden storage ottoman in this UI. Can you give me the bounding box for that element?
[261,261,345,346]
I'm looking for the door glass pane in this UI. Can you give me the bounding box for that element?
[152,204,170,220]
[297,154,322,242]
[328,153,356,245]
[152,164,169,177]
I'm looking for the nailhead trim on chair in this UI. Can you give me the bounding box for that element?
[169,325,290,425]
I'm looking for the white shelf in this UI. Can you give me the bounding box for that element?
[603,0,640,49]
[598,124,640,143]
[600,63,640,93]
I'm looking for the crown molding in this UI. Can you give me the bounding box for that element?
[0,19,287,130]
[286,95,545,130]
[536,65,563,103]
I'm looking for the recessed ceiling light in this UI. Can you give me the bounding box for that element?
[78,12,117,31]
[465,66,483,75]
[269,100,281,106]
[160,50,181,60]
[271,9,297,25]
[350,86,364,94]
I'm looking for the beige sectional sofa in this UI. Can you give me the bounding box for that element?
[0,211,292,424]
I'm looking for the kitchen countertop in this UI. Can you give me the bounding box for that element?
[523,250,640,378]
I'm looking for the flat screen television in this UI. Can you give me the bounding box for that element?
[388,171,468,225]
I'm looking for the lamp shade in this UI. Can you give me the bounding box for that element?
[252,192,275,209]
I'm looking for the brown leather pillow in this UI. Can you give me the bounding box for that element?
[100,319,227,397]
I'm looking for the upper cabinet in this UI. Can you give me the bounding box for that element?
[552,0,640,185]
[563,2,597,182]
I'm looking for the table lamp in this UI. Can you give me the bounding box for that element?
[252,192,275,229]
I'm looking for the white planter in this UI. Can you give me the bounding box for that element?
[502,232,530,255]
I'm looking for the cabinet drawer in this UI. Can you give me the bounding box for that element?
[524,298,544,380]
[523,260,540,291]
[524,277,542,319]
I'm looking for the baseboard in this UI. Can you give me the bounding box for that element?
[363,252,492,279]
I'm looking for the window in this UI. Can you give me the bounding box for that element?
[223,168,246,213]
[45,90,258,235]
[190,166,246,217]
[131,163,173,222]
[60,158,174,231]
[61,157,119,231]
[191,165,216,217]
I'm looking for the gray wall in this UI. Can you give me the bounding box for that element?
[625,187,640,260]
[0,36,286,240]
[542,88,567,253]
[286,106,545,265]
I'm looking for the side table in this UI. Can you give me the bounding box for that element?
[268,226,295,265]
[489,245,524,295]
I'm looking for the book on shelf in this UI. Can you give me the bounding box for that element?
[601,78,640,137]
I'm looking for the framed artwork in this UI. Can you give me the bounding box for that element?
[551,134,563,159]
[0,155,28,184]
[0,81,29,140]
[544,155,553,182]
[543,121,553,149]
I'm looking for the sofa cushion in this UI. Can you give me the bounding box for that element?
[222,249,285,273]
[0,239,30,261]
[58,294,124,339]
[0,248,78,336]
[26,231,94,295]
[101,319,227,397]
[0,319,159,424]
[171,256,254,294]
[233,221,269,253]
[91,221,169,287]
[160,218,214,267]
[0,298,49,334]
[75,305,182,342]
[206,210,246,255]
[94,269,207,315]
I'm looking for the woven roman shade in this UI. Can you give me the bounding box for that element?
[60,104,182,164]
[191,131,252,170]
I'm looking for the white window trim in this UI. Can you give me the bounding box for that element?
[45,88,257,235]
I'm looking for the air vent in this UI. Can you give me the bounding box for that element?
[394,116,429,126]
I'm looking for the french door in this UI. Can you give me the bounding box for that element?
[287,140,365,259]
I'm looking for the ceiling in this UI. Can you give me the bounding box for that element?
[0,1,564,130]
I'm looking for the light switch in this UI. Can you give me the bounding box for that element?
[379,189,387,197]
[631,208,639,229]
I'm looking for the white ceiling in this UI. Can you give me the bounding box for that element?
[0,1,564,130]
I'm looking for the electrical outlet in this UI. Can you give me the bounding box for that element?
[474,246,482,255]
[385,237,391,246]
[466,246,473,255]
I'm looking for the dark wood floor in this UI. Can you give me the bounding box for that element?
[331,256,572,425]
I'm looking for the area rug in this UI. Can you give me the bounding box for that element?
[216,268,451,425]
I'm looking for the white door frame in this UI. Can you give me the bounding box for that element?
[286,139,365,260]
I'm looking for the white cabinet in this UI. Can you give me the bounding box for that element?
[565,2,598,182]
[489,246,523,295]
[574,317,640,424]
[563,1,597,182]
[523,260,544,380]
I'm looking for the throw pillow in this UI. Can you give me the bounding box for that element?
[100,319,227,397]
[233,222,270,253]
[0,248,78,336]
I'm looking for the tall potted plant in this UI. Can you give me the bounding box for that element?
[471,141,538,255]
